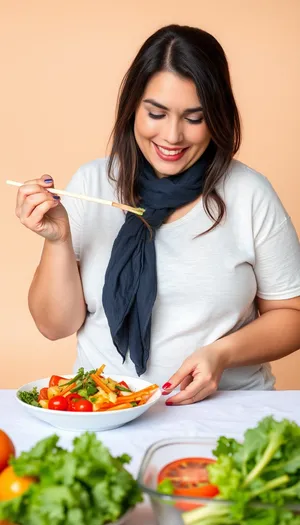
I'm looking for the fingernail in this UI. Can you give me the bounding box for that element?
[166,401,173,406]
[162,382,172,390]
[53,195,60,200]
[44,178,53,183]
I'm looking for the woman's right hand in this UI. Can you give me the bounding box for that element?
[15,175,71,243]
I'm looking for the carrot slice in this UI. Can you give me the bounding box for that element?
[60,383,76,396]
[90,374,113,394]
[95,364,105,376]
[136,394,153,405]
[115,385,158,404]
[93,402,115,411]
[107,403,133,411]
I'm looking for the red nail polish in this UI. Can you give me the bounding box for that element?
[166,400,173,406]
[162,382,172,390]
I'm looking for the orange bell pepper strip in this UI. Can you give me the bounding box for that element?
[106,403,133,411]
[90,374,113,394]
[115,385,159,404]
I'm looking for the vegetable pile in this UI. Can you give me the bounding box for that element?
[176,416,300,524]
[18,364,158,412]
[0,432,143,525]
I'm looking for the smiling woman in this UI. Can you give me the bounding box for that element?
[134,74,211,174]
[14,24,300,404]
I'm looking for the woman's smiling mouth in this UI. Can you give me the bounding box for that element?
[153,142,190,161]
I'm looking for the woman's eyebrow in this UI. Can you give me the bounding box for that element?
[143,98,203,114]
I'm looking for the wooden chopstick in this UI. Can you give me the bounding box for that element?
[6,180,145,216]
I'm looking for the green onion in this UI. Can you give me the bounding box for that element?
[70,382,84,393]
[116,385,132,393]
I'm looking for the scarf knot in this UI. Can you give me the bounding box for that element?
[102,150,210,375]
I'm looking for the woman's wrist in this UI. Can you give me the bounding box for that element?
[208,338,232,370]
[45,231,72,247]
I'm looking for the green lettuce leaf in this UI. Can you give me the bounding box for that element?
[0,432,142,525]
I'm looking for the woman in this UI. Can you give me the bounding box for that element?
[15,25,300,405]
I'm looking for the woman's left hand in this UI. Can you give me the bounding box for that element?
[162,343,227,405]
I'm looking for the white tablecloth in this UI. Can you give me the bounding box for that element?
[1,390,300,524]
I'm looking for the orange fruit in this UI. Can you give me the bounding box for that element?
[0,466,35,501]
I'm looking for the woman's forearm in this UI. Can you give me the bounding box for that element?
[28,236,86,340]
[216,309,300,368]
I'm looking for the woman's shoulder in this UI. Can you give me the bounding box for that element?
[224,159,273,193]
[223,159,284,207]
[221,159,289,225]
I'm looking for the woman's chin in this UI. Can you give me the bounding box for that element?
[150,158,191,178]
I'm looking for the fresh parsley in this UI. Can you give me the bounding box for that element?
[17,387,40,407]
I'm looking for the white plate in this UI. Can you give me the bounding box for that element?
[16,375,161,432]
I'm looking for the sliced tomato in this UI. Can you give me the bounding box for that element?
[157,457,219,511]
[49,375,68,387]
[119,380,130,389]
[173,484,219,498]
[65,393,82,411]
[48,396,68,411]
[74,400,93,412]
[38,387,49,401]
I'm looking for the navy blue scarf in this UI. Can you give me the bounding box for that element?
[102,151,210,375]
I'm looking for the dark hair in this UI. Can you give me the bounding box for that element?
[108,24,241,233]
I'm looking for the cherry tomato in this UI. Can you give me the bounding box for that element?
[74,399,93,412]
[48,395,68,411]
[38,387,49,401]
[0,466,35,501]
[119,380,130,389]
[0,431,15,474]
[65,393,82,411]
[49,375,68,387]
[157,457,219,511]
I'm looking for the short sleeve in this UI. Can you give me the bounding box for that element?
[60,167,86,261]
[252,177,300,300]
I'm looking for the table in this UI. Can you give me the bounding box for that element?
[1,390,300,524]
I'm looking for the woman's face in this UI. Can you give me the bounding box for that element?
[134,71,211,178]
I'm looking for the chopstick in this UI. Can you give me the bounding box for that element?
[6,180,145,216]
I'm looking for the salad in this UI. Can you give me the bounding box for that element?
[0,431,143,525]
[157,416,300,524]
[17,364,159,412]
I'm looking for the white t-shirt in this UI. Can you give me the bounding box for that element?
[61,158,300,390]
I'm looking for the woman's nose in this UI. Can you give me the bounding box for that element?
[162,119,183,145]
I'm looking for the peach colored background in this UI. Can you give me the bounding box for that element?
[1,0,299,389]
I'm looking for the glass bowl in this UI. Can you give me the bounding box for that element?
[137,437,300,525]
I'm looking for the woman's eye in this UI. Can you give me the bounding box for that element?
[186,117,204,124]
[149,113,165,119]
[148,113,204,124]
